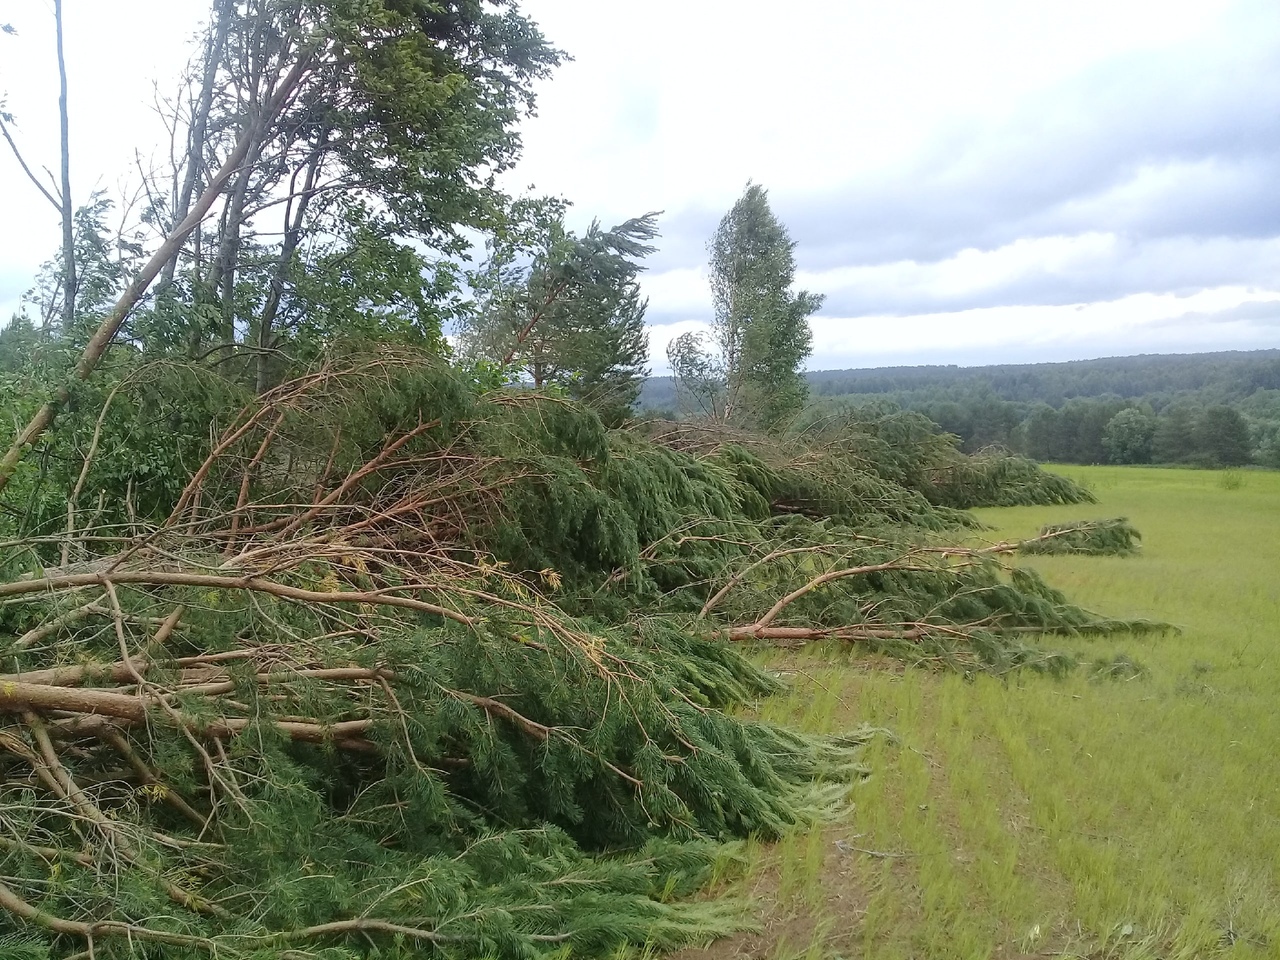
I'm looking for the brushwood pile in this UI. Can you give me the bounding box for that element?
[0,355,1156,958]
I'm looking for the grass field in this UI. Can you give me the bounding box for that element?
[678,465,1280,960]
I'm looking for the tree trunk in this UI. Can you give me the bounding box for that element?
[159,0,234,290]
[54,0,75,333]
[254,144,325,393]
[214,147,257,349]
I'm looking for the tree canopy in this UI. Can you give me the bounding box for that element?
[461,209,659,425]
[643,351,1280,467]
[669,183,822,430]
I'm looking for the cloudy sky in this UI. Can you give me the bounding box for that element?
[3,0,1279,371]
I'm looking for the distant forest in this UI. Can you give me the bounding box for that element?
[643,350,1280,467]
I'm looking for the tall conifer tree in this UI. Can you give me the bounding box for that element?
[464,212,659,425]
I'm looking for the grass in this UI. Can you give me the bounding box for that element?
[676,465,1280,960]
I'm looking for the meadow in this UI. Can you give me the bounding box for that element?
[679,465,1280,960]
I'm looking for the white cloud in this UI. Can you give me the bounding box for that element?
[639,267,712,317]
[513,0,1240,224]
[0,0,207,315]
[4,0,1279,372]
[646,286,1280,373]
[805,287,1280,368]
[797,233,1119,305]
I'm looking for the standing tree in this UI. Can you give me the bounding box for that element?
[1102,407,1155,464]
[0,313,37,373]
[667,329,728,421]
[1194,405,1252,466]
[670,183,822,429]
[142,0,563,389]
[463,212,659,425]
[1152,404,1198,464]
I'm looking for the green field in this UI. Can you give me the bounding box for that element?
[679,465,1280,960]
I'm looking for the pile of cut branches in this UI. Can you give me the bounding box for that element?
[0,355,1157,958]
[0,357,868,957]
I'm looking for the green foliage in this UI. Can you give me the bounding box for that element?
[929,452,1097,508]
[0,354,248,543]
[1192,405,1252,467]
[62,0,567,388]
[0,356,882,958]
[0,4,1172,953]
[0,935,47,960]
[254,208,455,369]
[17,194,141,342]
[316,0,563,236]
[795,403,1095,510]
[1102,407,1156,464]
[801,350,1280,408]
[1152,403,1198,464]
[1249,422,1280,467]
[1019,518,1142,556]
[655,351,1280,467]
[666,329,728,421]
[670,183,822,430]
[0,351,1156,957]
[462,211,659,425]
[0,314,38,373]
[1150,404,1253,467]
[1025,397,1129,464]
[708,183,822,430]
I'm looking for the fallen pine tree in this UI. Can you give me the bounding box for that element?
[1017,517,1142,556]
[0,353,1162,957]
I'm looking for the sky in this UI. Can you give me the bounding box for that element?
[2,0,1279,372]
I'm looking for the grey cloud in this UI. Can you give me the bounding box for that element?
[643,306,706,330]
[643,212,717,274]
[815,236,1280,317]
[787,26,1280,267]
[810,326,1280,372]
[648,307,1280,372]
[643,7,1280,320]
[1155,299,1280,329]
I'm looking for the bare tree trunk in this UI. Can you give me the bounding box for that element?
[500,278,570,366]
[254,145,325,393]
[213,141,259,350]
[210,0,280,356]
[54,0,75,332]
[185,222,207,359]
[160,0,234,290]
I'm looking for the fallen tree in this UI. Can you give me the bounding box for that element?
[0,354,1158,957]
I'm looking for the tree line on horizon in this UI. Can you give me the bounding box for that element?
[643,350,1280,468]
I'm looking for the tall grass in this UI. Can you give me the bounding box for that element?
[680,466,1280,960]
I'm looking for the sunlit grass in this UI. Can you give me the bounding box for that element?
[681,466,1280,960]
